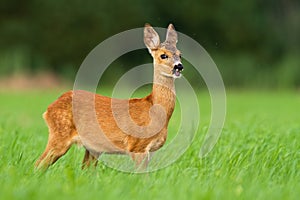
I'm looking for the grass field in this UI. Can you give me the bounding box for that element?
[0,89,299,200]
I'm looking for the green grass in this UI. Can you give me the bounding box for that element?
[0,89,299,200]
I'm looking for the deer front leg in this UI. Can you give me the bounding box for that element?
[130,151,152,172]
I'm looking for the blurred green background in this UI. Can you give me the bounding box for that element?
[0,0,299,89]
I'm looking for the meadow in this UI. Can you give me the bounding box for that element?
[0,89,299,200]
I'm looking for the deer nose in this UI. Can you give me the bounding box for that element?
[174,63,184,71]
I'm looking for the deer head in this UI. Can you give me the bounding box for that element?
[144,24,183,79]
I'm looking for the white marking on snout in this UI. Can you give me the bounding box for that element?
[174,61,182,66]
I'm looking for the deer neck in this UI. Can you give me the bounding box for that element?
[151,63,176,119]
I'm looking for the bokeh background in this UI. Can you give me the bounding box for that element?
[0,2,300,200]
[0,0,299,89]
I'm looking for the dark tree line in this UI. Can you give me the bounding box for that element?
[0,0,299,88]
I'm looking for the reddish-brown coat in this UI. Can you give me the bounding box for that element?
[35,23,181,170]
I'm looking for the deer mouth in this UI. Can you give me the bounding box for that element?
[172,68,182,77]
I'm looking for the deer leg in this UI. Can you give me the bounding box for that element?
[35,110,77,170]
[82,150,99,169]
[131,152,151,172]
[35,134,73,169]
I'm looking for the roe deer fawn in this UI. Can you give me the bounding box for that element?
[35,24,184,170]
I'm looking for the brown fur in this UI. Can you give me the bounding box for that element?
[35,24,183,170]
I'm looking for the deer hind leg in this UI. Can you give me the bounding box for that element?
[35,111,76,170]
[35,135,73,169]
[81,150,100,169]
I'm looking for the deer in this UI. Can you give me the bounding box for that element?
[35,23,184,170]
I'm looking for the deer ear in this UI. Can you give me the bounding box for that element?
[144,24,160,50]
[165,24,177,45]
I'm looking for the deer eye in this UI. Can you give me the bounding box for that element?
[160,54,168,59]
